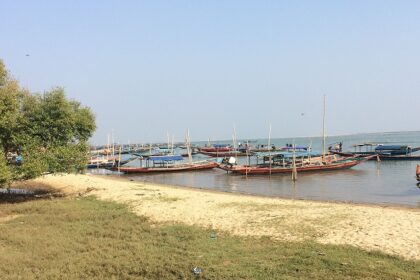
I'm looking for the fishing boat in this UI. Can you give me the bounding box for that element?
[248,144,283,152]
[87,155,136,169]
[198,150,251,157]
[219,96,374,176]
[117,155,218,174]
[118,131,217,174]
[280,145,311,152]
[218,154,374,175]
[198,144,234,153]
[333,143,420,160]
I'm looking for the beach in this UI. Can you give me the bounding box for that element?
[33,173,420,261]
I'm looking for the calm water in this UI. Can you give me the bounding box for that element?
[93,131,420,207]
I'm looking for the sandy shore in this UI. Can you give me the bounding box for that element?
[32,173,420,261]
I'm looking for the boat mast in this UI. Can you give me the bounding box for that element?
[186,129,193,164]
[322,95,326,161]
[167,132,170,154]
[107,133,110,161]
[268,123,272,176]
[232,123,238,151]
[111,129,115,157]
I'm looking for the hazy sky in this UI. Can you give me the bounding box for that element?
[1,1,419,144]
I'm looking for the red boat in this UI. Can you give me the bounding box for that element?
[218,155,374,175]
[416,165,420,182]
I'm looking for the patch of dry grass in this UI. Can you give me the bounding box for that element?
[0,197,418,279]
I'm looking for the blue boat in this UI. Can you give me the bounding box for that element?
[333,143,420,160]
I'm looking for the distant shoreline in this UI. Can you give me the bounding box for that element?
[98,130,420,146]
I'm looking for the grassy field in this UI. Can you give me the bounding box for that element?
[0,197,418,279]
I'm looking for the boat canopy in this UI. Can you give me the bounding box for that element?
[281,146,309,150]
[375,145,410,151]
[213,144,231,148]
[351,143,380,147]
[148,155,184,161]
[256,151,322,159]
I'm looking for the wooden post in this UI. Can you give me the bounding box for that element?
[292,143,297,181]
[118,146,122,173]
[322,95,326,162]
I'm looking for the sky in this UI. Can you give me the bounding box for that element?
[1,1,420,144]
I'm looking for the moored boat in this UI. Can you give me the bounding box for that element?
[333,143,420,160]
[198,150,251,157]
[118,161,218,174]
[117,155,218,174]
[198,144,234,153]
[218,154,374,175]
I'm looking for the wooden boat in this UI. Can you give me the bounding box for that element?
[198,144,234,153]
[117,155,218,174]
[333,143,420,160]
[198,150,251,157]
[87,156,117,169]
[218,154,374,175]
[217,96,373,176]
[118,161,218,174]
[87,156,136,169]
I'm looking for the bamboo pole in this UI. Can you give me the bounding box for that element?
[292,143,297,181]
[245,140,249,178]
[268,123,272,176]
[186,129,193,164]
[111,130,115,157]
[167,132,170,154]
[118,146,122,173]
[322,95,326,162]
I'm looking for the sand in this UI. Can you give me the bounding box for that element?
[33,173,420,261]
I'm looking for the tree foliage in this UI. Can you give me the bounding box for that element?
[0,59,96,187]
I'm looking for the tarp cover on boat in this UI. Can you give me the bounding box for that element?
[256,151,322,158]
[375,145,409,151]
[213,144,230,148]
[148,155,184,161]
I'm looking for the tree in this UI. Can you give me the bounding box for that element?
[0,59,96,187]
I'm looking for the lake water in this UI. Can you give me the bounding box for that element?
[91,131,420,208]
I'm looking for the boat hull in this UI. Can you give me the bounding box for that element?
[333,152,420,160]
[218,156,374,175]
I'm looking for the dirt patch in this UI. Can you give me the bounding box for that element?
[0,214,21,224]
[1,181,64,204]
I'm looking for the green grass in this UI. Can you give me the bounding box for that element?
[0,197,418,279]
